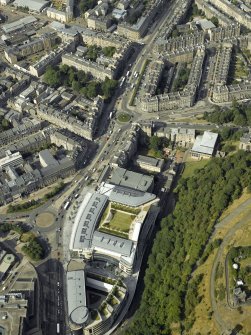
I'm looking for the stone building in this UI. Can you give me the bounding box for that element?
[4,32,57,64]
[209,0,251,29]
[239,131,251,151]
[141,47,205,112]
[209,24,241,43]
[212,83,251,103]
[154,31,205,53]
[29,41,75,77]
[117,0,166,40]
[195,0,233,27]
[212,43,232,86]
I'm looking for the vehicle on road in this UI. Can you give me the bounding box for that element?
[57,323,60,334]
[63,201,70,210]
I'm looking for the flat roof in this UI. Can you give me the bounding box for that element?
[98,182,156,207]
[69,192,108,251]
[109,167,153,192]
[39,149,59,167]
[13,0,50,12]
[92,231,133,257]
[67,270,88,326]
[191,131,218,155]
[2,16,37,34]
[197,19,216,30]
[171,128,196,136]
[136,155,164,168]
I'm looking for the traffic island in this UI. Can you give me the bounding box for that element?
[117,113,131,123]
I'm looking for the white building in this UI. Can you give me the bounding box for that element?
[13,0,50,12]
[67,270,89,330]
[0,151,23,170]
[191,131,219,159]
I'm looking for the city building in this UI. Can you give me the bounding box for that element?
[117,0,166,40]
[195,0,233,26]
[0,151,23,170]
[212,43,232,86]
[0,251,15,282]
[67,270,89,330]
[141,47,205,112]
[13,0,50,13]
[191,131,219,159]
[108,167,154,192]
[1,16,37,34]
[4,32,58,64]
[29,41,76,77]
[0,294,28,335]
[209,0,251,29]
[69,185,159,275]
[154,127,196,147]
[239,131,251,151]
[135,155,164,173]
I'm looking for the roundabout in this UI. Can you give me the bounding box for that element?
[36,212,55,228]
[117,112,131,123]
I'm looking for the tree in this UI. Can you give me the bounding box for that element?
[72,80,81,92]
[2,118,10,130]
[43,66,61,87]
[124,151,251,334]
[85,81,100,99]
[101,78,118,99]
[103,46,116,57]
[233,113,247,126]
[60,64,69,75]
[211,16,219,27]
[86,45,101,61]
[149,136,161,151]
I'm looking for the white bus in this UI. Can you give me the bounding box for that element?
[56,323,60,334]
[63,201,70,210]
[119,77,125,87]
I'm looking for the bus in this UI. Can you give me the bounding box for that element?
[56,323,60,334]
[119,77,125,87]
[63,201,70,210]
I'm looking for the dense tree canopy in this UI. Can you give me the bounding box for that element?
[124,151,251,334]
[79,0,97,13]
[43,65,117,100]
[204,101,251,126]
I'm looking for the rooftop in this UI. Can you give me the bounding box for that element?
[109,167,154,192]
[191,131,218,155]
[13,0,50,12]
[69,192,108,251]
[92,231,133,257]
[67,270,88,326]
[98,182,156,207]
[196,18,216,30]
[2,16,37,34]
[136,155,164,168]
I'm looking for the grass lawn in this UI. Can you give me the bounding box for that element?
[174,116,209,124]
[190,196,251,334]
[182,159,209,178]
[117,113,131,123]
[109,211,135,233]
[20,232,35,243]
